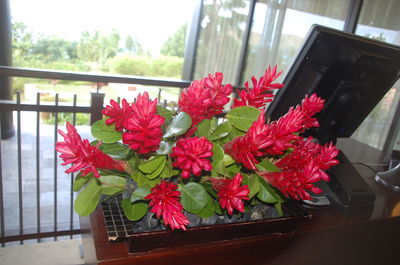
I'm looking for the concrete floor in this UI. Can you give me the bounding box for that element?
[0,238,84,265]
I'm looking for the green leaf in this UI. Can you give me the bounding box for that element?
[256,159,280,173]
[98,142,130,160]
[132,170,161,188]
[121,198,148,221]
[91,119,122,143]
[209,121,231,141]
[214,200,223,215]
[202,182,217,198]
[73,173,92,192]
[156,140,174,155]
[211,143,224,166]
[248,175,260,199]
[226,163,241,176]
[156,105,173,122]
[211,144,226,176]
[197,195,215,218]
[139,156,166,174]
[99,175,127,195]
[275,202,284,217]
[227,106,260,132]
[223,154,235,167]
[74,179,101,216]
[163,112,192,138]
[179,182,208,214]
[228,126,246,140]
[131,186,151,203]
[127,152,139,170]
[256,176,279,203]
[99,169,129,178]
[212,160,227,176]
[196,118,211,138]
[160,158,173,179]
[145,157,166,180]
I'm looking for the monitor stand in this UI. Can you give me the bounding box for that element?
[303,150,375,218]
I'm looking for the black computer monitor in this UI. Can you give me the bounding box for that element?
[266,25,400,144]
[265,25,400,211]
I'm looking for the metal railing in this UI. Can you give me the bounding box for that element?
[0,65,192,246]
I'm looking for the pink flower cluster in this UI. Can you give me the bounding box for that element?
[170,137,213,179]
[210,173,250,215]
[179,73,232,127]
[145,181,189,230]
[102,92,165,154]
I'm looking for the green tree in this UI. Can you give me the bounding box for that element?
[124,35,146,55]
[160,24,187,58]
[12,22,34,64]
[77,30,120,63]
[31,36,78,62]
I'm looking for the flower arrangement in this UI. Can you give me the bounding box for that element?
[56,66,339,231]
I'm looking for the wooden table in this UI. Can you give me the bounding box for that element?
[81,139,400,265]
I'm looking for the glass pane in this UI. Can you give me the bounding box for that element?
[352,0,400,150]
[193,0,250,83]
[10,0,196,79]
[243,0,350,83]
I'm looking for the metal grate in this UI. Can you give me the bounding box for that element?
[101,195,310,242]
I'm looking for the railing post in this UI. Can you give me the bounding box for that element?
[0,0,15,139]
[90,92,105,124]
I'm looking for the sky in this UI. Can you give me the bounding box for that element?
[10,0,197,54]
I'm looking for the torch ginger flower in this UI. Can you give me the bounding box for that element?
[56,122,125,178]
[171,137,213,179]
[225,93,326,170]
[260,138,339,200]
[233,65,284,109]
[210,173,250,215]
[145,181,189,231]
[122,92,165,154]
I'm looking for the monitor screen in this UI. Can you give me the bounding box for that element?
[266,25,400,144]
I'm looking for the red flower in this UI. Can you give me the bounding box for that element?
[295,93,325,131]
[233,66,284,109]
[261,138,339,200]
[210,173,250,215]
[224,111,268,170]
[261,165,323,201]
[102,99,133,131]
[261,107,304,155]
[179,73,232,126]
[145,181,189,231]
[171,137,213,178]
[56,122,125,178]
[122,92,164,154]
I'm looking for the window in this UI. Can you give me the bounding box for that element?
[243,0,350,83]
[351,0,400,150]
[193,0,251,83]
[10,0,195,79]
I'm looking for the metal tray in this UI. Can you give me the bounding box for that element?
[101,197,311,253]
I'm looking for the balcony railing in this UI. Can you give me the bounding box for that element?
[0,65,193,246]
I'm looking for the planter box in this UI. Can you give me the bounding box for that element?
[101,197,311,254]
